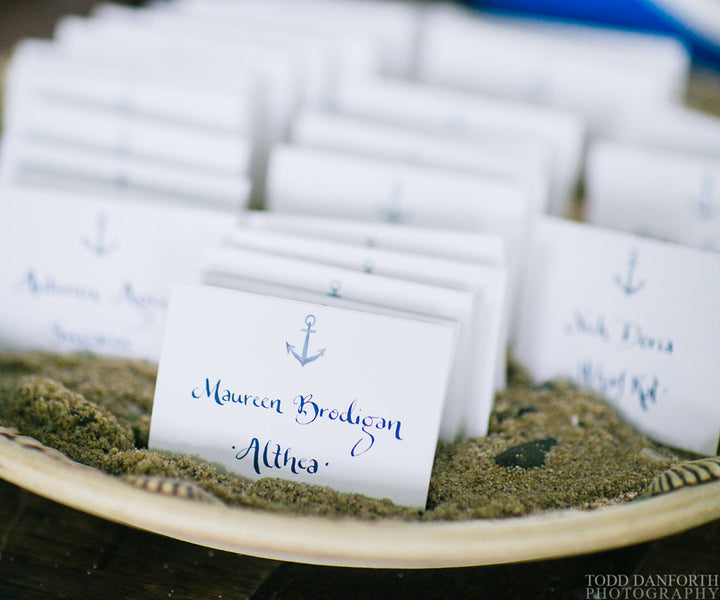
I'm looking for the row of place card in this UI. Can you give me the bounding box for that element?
[1,0,718,508]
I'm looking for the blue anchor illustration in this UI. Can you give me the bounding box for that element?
[694,174,720,221]
[376,181,410,224]
[286,315,326,367]
[614,249,645,296]
[82,213,120,257]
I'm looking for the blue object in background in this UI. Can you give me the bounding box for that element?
[468,0,720,68]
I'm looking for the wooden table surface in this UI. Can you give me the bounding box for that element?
[0,477,717,599]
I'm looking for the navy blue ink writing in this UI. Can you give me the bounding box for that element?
[233,438,321,475]
[192,378,283,414]
[22,270,101,303]
[115,282,168,324]
[50,322,130,352]
[293,394,403,457]
[578,360,665,411]
[564,311,673,355]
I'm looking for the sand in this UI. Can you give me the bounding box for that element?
[0,351,686,521]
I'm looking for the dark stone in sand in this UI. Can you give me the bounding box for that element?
[494,438,558,469]
[516,406,538,418]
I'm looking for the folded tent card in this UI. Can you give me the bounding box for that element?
[514,217,720,455]
[585,141,720,253]
[202,243,478,441]
[0,185,236,361]
[290,109,551,216]
[149,0,421,77]
[150,284,457,508]
[0,40,254,207]
[415,4,690,136]
[331,76,584,217]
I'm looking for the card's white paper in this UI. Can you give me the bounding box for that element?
[161,0,420,77]
[239,211,506,267]
[514,217,720,455]
[91,2,380,101]
[0,186,234,361]
[333,77,584,217]
[291,110,550,215]
[225,226,509,420]
[7,39,259,136]
[0,137,250,209]
[608,104,720,159]
[4,96,251,176]
[150,284,457,507]
[202,245,480,440]
[416,5,689,135]
[266,145,530,335]
[586,141,720,253]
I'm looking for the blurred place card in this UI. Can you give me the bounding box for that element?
[56,13,328,108]
[266,144,530,334]
[291,110,550,215]
[90,2,380,102]
[0,137,251,209]
[608,104,720,158]
[201,245,479,441]
[156,0,421,77]
[0,186,235,361]
[514,217,720,455]
[239,211,506,266]
[586,141,720,253]
[4,97,252,176]
[225,224,508,413]
[416,5,690,135]
[150,284,457,507]
[7,39,259,136]
[333,77,584,217]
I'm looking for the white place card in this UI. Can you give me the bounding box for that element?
[8,39,259,135]
[56,13,327,108]
[0,137,251,209]
[291,110,550,215]
[586,141,720,253]
[239,211,506,267]
[201,245,479,441]
[0,186,235,361]
[225,225,508,414]
[92,2,380,101]
[150,284,457,507]
[266,145,531,334]
[416,5,689,135]
[608,104,720,158]
[333,77,584,217]
[4,96,252,176]
[162,0,421,77]
[514,217,720,455]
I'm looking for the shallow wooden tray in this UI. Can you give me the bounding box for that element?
[0,430,718,569]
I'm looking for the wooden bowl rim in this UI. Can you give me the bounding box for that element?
[1,432,718,568]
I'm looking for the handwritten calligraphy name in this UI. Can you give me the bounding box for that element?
[233,437,323,476]
[192,378,283,414]
[564,310,674,355]
[293,394,403,457]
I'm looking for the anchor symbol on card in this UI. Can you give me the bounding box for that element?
[376,181,411,224]
[82,213,120,257]
[693,174,720,221]
[286,314,326,367]
[614,249,645,296]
